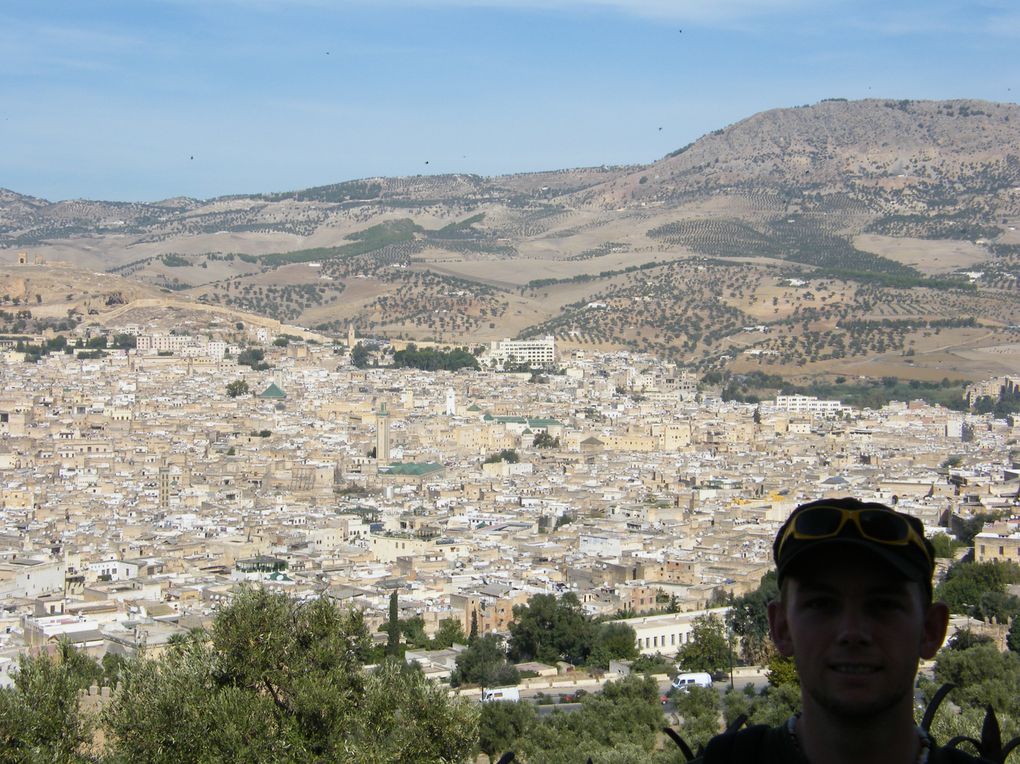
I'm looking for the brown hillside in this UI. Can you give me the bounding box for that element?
[2,98,1019,382]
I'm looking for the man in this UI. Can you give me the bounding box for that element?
[697,497,987,763]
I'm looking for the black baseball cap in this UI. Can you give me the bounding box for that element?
[773,497,936,596]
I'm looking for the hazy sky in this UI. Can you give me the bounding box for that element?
[2,0,1017,202]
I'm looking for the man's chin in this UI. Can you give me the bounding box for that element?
[809,688,907,721]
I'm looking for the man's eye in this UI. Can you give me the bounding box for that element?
[873,598,907,611]
[804,598,834,611]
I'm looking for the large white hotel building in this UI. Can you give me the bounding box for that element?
[485,336,556,367]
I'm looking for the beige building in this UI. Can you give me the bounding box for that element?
[975,523,1020,564]
[369,533,435,563]
[599,431,659,452]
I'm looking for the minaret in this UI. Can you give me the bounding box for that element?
[445,388,456,416]
[158,461,171,510]
[376,402,390,463]
[347,324,356,349]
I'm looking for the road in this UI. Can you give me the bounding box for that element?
[508,668,771,715]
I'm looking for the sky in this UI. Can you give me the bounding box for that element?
[1,0,1018,203]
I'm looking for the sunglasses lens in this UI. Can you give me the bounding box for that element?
[858,510,909,542]
[793,506,844,536]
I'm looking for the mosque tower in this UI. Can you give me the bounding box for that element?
[376,402,390,463]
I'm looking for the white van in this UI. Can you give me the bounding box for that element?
[481,686,521,702]
[671,672,713,691]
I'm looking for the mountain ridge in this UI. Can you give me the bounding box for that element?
[2,98,1018,383]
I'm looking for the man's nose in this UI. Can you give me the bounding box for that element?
[836,606,872,644]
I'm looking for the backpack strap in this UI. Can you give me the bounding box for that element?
[700,724,775,763]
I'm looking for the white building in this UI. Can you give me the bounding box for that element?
[578,533,623,558]
[0,655,16,689]
[612,607,731,656]
[774,394,843,415]
[0,558,65,599]
[485,336,556,367]
[87,559,140,582]
[23,615,103,652]
[206,340,228,359]
[136,334,192,353]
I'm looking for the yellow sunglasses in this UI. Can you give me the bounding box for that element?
[777,504,932,568]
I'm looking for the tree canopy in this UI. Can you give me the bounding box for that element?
[509,593,594,666]
[505,593,639,671]
[350,342,370,368]
[483,448,520,464]
[676,614,731,678]
[1009,617,1020,654]
[726,570,778,665]
[450,634,519,688]
[671,684,723,751]
[922,641,1020,746]
[532,431,560,449]
[516,675,669,764]
[478,699,537,760]
[588,622,640,669]
[0,587,478,763]
[935,559,1020,622]
[431,618,467,649]
[237,347,270,370]
[106,588,481,762]
[386,589,401,657]
[392,345,479,372]
[0,641,98,762]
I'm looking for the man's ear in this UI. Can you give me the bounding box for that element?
[920,601,949,660]
[768,599,794,657]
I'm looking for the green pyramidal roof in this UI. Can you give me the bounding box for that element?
[258,382,287,399]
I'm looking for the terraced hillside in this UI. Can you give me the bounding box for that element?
[2,98,1019,381]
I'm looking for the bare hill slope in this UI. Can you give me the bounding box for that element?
[2,98,1019,381]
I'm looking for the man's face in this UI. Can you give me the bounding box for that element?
[767,547,948,721]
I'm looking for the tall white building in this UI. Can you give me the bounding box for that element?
[485,336,556,367]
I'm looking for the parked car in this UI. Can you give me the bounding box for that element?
[671,672,713,691]
[481,687,521,702]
